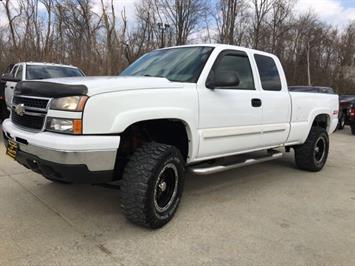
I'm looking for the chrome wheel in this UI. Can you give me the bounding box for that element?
[154,163,179,213]
[314,137,326,163]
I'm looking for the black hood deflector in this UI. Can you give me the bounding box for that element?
[15,81,88,98]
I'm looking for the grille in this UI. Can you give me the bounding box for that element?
[13,96,49,109]
[12,112,45,130]
[11,96,50,131]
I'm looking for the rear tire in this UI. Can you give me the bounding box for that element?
[120,142,185,229]
[294,127,329,172]
[351,125,355,135]
[338,113,345,130]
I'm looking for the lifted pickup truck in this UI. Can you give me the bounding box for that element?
[2,45,339,228]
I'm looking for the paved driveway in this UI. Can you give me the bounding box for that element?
[1,127,355,265]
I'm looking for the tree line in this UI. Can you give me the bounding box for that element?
[1,0,355,94]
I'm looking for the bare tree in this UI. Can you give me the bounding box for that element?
[100,0,118,74]
[156,0,208,45]
[251,0,274,49]
[0,0,355,93]
[40,0,54,59]
[214,0,249,45]
[2,0,22,49]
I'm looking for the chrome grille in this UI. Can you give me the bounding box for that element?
[11,96,50,131]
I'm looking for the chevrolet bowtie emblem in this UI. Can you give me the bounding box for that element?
[15,103,25,116]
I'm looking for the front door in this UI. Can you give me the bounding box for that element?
[197,50,263,159]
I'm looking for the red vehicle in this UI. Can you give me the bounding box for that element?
[339,95,355,131]
[347,101,355,135]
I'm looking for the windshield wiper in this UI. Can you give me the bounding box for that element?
[143,74,165,78]
[143,74,173,81]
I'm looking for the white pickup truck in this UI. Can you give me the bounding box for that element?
[3,62,85,111]
[2,45,339,228]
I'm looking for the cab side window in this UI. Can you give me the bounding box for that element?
[254,54,282,91]
[212,52,255,90]
[15,65,23,80]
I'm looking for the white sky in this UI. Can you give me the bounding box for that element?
[0,0,354,28]
[91,0,138,21]
[295,0,355,27]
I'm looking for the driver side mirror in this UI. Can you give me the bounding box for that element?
[206,70,240,89]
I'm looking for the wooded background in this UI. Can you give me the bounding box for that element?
[1,0,355,94]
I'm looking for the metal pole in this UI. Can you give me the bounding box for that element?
[158,23,170,48]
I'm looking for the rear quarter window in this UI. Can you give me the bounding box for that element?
[254,54,282,91]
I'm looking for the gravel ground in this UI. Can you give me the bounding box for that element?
[0,127,355,266]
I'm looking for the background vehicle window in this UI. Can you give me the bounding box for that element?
[26,65,84,80]
[254,54,282,91]
[15,65,23,80]
[10,66,18,77]
[213,53,255,90]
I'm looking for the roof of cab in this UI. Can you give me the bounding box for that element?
[14,62,79,69]
[157,43,277,57]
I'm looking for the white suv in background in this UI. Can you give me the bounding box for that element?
[4,62,85,110]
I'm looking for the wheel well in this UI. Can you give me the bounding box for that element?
[114,119,190,179]
[312,114,329,130]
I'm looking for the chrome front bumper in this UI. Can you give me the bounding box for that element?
[17,143,117,172]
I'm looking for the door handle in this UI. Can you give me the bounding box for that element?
[10,86,14,89]
[251,98,262,107]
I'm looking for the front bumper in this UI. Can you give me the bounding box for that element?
[2,119,120,184]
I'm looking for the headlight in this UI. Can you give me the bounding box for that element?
[50,96,88,111]
[46,118,82,135]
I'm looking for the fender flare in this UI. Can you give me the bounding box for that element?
[110,107,198,162]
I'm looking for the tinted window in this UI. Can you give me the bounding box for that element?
[26,65,84,80]
[212,52,254,90]
[120,47,214,83]
[16,65,23,79]
[254,54,282,91]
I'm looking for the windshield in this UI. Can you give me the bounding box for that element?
[120,47,214,83]
[26,65,84,80]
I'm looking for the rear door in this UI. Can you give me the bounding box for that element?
[197,49,263,159]
[253,53,291,147]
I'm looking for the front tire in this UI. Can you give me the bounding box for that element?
[120,142,185,229]
[294,127,329,172]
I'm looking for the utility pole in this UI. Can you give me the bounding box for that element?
[157,23,170,48]
[306,41,311,86]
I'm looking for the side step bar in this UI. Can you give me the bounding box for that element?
[188,150,283,175]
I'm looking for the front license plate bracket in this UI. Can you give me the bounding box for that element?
[6,139,18,159]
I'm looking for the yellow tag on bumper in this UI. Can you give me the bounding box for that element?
[6,139,18,159]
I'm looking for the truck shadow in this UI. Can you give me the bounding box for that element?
[36,152,298,216]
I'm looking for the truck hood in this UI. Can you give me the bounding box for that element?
[37,76,184,96]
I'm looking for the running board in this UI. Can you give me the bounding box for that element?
[188,150,283,175]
